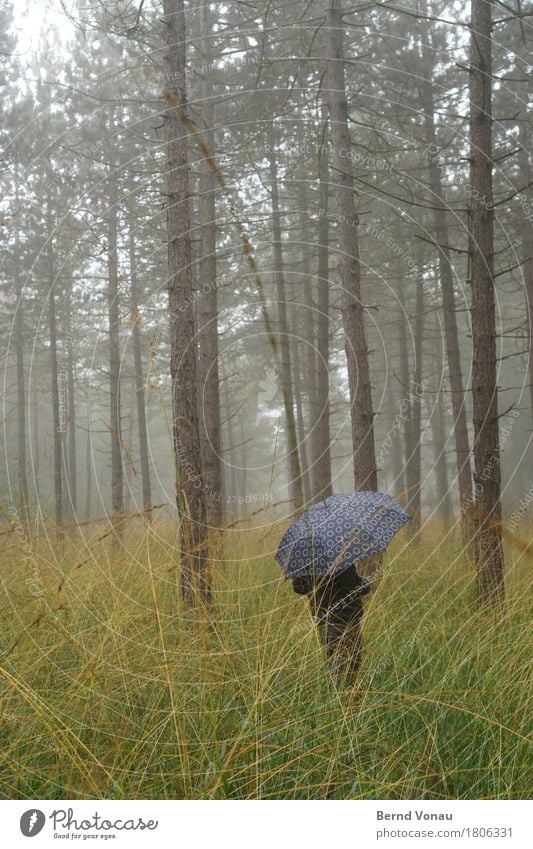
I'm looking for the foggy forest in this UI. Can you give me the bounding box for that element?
[0,0,531,803]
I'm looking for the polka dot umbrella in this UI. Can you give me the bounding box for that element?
[275,492,411,579]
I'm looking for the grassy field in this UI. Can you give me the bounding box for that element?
[0,518,531,799]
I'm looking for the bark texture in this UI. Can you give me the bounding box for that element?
[198,1,223,527]
[48,243,63,537]
[65,285,77,516]
[14,227,28,516]
[406,271,424,532]
[291,302,312,504]
[469,0,504,602]
[268,140,303,509]
[310,107,333,501]
[164,0,209,605]
[45,199,64,538]
[106,168,124,524]
[128,214,152,517]
[515,40,533,424]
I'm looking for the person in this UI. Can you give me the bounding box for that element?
[292,565,371,687]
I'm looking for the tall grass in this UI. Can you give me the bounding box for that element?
[0,518,531,799]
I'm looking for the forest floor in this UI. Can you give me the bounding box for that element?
[0,518,531,799]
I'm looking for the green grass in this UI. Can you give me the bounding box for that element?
[0,518,531,799]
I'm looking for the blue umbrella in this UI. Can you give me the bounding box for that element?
[275,492,410,579]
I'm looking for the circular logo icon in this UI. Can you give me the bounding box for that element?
[20,810,46,837]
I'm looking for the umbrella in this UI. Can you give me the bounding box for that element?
[275,491,410,579]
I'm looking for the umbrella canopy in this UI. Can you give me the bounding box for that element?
[275,492,410,579]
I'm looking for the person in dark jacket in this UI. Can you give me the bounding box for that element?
[292,565,370,687]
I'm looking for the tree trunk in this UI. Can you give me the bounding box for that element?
[326,0,377,491]
[291,303,312,503]
[48,233,63,538]
[419,15,473,526]
[222,372,238,515]
[385,374,406,496]
[515,41,533,424]
[424,314,452,526]
[268,141,303,509]
[238,416,248,513]
[124,390,136,514]
[164,0,208,606]
[296,195,315,504]
[128,213,152,517]
[429,382,452,528]
[310,105,333,501]
[106,168,124,525]
[398,296,413,490]
[32,391,40,499]
[298,195,316,428]
[469,0,504,603]
[14,226,28,517]
[65,285,77,516]
[406,271,424,532]
[85,413,92,521]
[198,1,223,528]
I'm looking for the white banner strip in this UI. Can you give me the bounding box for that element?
[2,799,531,848]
